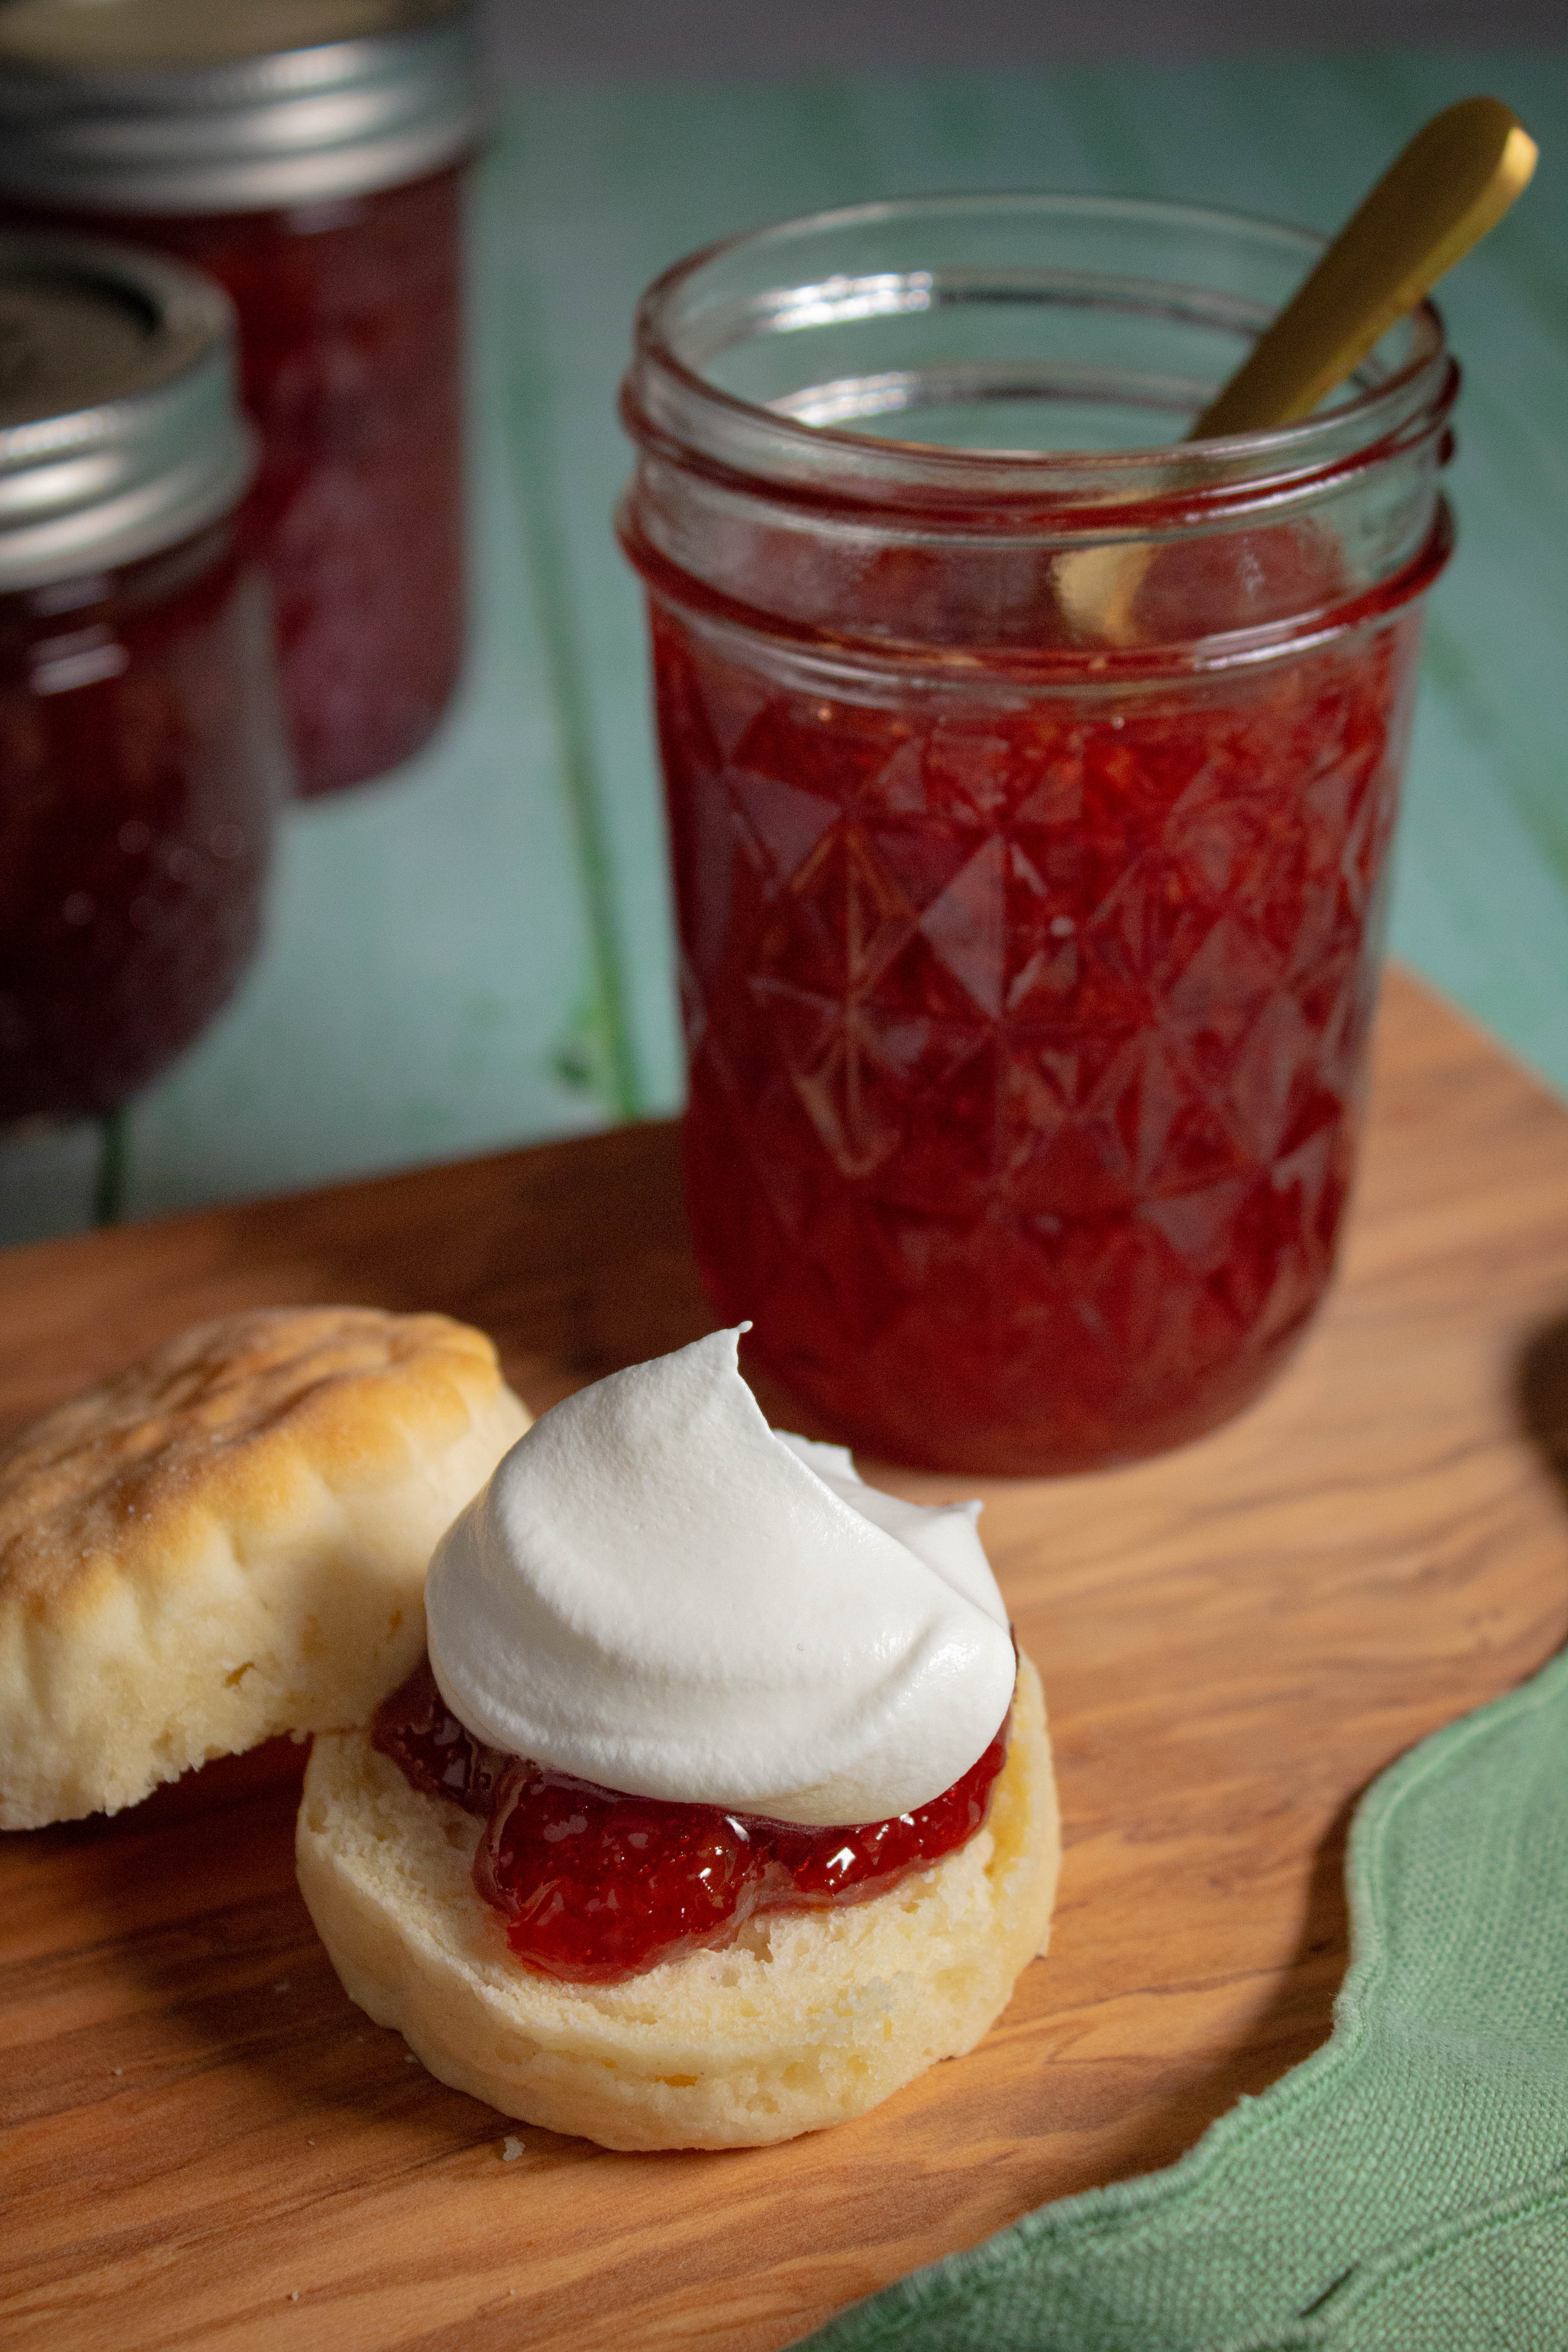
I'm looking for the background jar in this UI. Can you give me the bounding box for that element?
[0,0,480,798]
[0,233,285,1126]
[620,194,1457,1477]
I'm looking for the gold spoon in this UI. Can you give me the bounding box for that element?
[1060,95,1538,638]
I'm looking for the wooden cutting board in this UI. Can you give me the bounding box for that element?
[4,967,1568,2352]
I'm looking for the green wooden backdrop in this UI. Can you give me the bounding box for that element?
[3,46,1563,1245]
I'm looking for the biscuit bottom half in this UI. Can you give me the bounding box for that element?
[296,1652,1060,2151]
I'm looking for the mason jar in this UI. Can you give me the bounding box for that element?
[619,194,1457,1476]
[0,1,480,797]
[0,233,285,1124]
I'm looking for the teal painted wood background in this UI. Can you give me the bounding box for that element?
[3,46,1564,1245]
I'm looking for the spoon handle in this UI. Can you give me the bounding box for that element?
[1194,95,1537,441]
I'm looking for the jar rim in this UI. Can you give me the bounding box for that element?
[625,191,1454,527]
[621,496,1454,690]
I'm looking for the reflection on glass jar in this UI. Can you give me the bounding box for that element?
[621,196,1458,1476]
[0,234,285,1125]
[0,3,478,798]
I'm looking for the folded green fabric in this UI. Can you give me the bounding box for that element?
[796,1648,1568,2352]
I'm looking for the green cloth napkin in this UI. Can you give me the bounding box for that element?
[796,1648,1568,2351]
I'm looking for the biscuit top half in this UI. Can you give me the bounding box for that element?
[0,1305,531,1828]
[0,1306,511,1613]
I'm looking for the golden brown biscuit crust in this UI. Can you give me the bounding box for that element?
[0,1307,530,1829]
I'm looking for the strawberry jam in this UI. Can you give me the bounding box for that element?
[371,1650,507,1816]
[372,1656,1008,1984]
[109,169,469,798]
[649,586,1427,1475]
[4,169,468,798]
[0,521,281,1122]
[618,192,1458,1475]
[476,1766,766,1983]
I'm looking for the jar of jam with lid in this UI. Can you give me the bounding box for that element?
[0,1,480,797]
[0,232,285,1125]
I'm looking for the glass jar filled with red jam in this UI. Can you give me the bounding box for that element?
[0,1,478,797]
[620,196,1457,1476]
[0,232,285,1124]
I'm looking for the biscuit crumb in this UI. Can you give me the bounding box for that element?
[502,2137,524,2162]
[111,2067,123,2076]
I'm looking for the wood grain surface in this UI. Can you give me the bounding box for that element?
[3,966,1568,2352]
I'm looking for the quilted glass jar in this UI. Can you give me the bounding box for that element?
[620,195,1457,1475]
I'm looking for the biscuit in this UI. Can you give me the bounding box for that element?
[296,1653,1059,2150]
[0,1307,530,1829]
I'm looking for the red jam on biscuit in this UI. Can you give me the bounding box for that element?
[374,1656,1008,1984]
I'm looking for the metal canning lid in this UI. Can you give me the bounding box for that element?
[0,2,478,215]
[0,232,254,589]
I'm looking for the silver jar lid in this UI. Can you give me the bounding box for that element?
[0,2,478,215]
[0,233,254,588]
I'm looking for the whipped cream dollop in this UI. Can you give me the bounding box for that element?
[424,1328,1016,1826]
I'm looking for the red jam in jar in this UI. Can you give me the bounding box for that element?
[645,580,1430,1474]
[620,196,1458,1474]
[0,5,477,797]
[0,235,282,1124]
[374,1655,1009,1984]
[0,526,280,1120]
[70,172,468,798]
